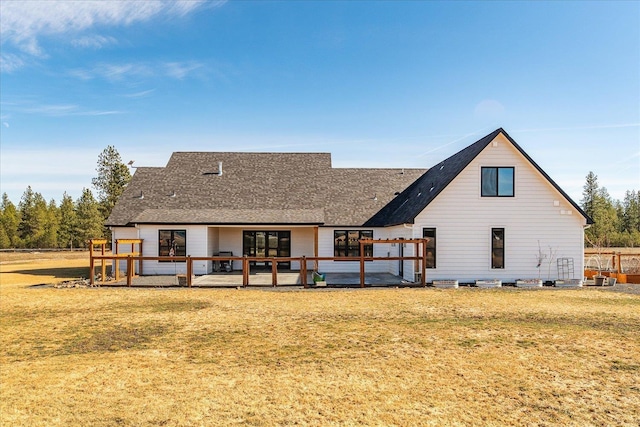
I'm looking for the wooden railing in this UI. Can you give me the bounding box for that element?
[89,254,427,288]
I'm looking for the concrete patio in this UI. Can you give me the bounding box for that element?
[104,272,413,288]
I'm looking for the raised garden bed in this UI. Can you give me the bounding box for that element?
[516,279,543,288]
[475,279,502,288]
[432,280,459,289]
[554,279,583,288]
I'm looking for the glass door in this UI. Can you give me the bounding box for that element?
[243,231,291,270]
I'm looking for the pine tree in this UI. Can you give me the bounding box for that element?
[581,172,619,247]
[75,188,104,247]
[0,193,21,248]
[58,192,78,249]
[91,146,131,223]
[42,199,60,248]
[18,186,49,248]
[581,171,599,220]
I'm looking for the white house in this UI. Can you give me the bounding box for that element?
[107,128,592,283]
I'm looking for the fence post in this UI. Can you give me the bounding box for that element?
[89,254,95,286]
[187,256,192,287]
[271,258,277,287]
[126,255,133,287]
[301,256,307,288]
[421,239,427,287]
[243,256,249,287]
[360,241,365,288]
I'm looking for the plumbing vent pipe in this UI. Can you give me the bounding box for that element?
[218,161,223,176]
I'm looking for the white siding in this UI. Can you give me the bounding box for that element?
[317,227,391,274]
[110,227,139,274]
[138,225,209,275]
[412,133,586,283]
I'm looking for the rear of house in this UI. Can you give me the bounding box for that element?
[107,128,592,283]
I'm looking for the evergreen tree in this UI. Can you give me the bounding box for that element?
[75,188,104,247]
[58,192,78,249]
[0,193,21,248]
[581,172,619,247]
[18,186,49,248]
[91,146,131,223]
[581,171,599,220]
[42,199,60,248]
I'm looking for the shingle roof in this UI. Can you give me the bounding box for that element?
[108,129,592,228]
[106,152,425,227]
[364,128,593,226]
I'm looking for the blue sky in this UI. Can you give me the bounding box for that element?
[1,0,638,205]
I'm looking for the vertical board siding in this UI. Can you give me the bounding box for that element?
[412,134,586,282]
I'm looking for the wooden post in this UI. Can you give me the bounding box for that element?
[314,226,319,271]
[421,239,427,287]
[139,240,144,276]
[243,256,249,287]
[617,252,621,274]
[101,242,106,282]
[301,256,308,288]
[126,256,133,287]
[187,256,192,287]
[271,259,278,287]
[89,253,95,286]
[114,241,119,281]
[360,240,365,288]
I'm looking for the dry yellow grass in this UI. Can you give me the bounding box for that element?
[0,251,90,289]
[1,253,639,426]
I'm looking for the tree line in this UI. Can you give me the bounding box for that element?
[581,171,640,247]
[0,146,131,249]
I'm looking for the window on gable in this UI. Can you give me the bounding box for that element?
[481,167,514,197]
[423,228,436,268]
[334,230,373,257]
[159,230,186,261]
[491,228,504,269]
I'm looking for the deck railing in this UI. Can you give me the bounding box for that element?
[89,253,427,288]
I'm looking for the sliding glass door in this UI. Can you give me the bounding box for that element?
[243,230,291,269]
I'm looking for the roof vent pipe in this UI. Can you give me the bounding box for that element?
[218,161,223,176]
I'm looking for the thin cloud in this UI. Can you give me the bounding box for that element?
[0,53,25,73]
[122,89,156,99]
[164,61,204,80]
[515,123,640,133]
[69,61,205,82]
[0,0,215,58]
[71,35,118,49]
[417,128,491,158]
[18,103,123,117]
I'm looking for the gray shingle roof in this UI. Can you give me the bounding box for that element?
[107,129,591,228]
[106,152,425,227]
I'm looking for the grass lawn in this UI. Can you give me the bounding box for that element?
[1,253,639,426]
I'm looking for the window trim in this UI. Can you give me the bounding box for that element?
[491,227,505,269]
[423,227,436,269]
[159,229,186,262]
[334,230,374,258]
[481,166,515,197]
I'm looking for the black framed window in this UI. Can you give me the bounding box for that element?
[159,230,186,261]
[482,167,514,197]
[334,230,373,257]
[423,228,436,268]
[491,228,504,269]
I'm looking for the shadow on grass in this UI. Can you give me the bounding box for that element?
[13,266,90,279]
